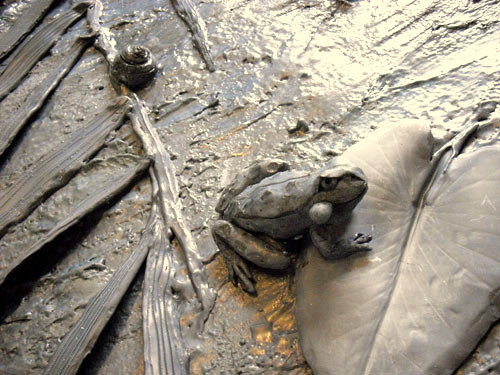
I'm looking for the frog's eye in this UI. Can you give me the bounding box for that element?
[319,177,338,191]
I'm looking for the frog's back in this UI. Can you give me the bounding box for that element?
[223,170,315,220]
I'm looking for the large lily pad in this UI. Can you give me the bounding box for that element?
[296,121,500,375]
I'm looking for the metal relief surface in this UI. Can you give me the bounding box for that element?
[0,0,57,59]
[0,0,499,374]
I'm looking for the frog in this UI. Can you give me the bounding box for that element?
[212,158,372,295]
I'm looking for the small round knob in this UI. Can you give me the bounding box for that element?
[309,202,333,224]
[111,45,157,90]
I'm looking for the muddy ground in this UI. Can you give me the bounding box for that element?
[0,0,499,374]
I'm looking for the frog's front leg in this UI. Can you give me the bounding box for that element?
[310,225,372,260]
[212,220,292,295]
[215,159,290,213]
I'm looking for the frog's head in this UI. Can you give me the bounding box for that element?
[309,162,368,224]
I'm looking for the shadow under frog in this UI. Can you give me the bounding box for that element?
[212,159,372,294]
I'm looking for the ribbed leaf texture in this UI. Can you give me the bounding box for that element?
[296,121,500,375]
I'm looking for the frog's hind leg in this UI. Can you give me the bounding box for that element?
[310,225,372,260]
[212,220,292,295]
[215,159,290,213]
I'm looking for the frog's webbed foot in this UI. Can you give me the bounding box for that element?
[213,234,257,295]
[310,225,372,260]
[215,159,290,213]
[212,220,292,295]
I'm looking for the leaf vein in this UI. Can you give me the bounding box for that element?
[426,224,496,288]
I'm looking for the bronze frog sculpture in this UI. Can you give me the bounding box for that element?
[212,158,372,294]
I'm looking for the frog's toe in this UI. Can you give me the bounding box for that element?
[234,266,257,295]
[311,226,372,260]
[352,233,372,244]
[216,236,257,295]
[348,233,372,253]
[229,255,256,295]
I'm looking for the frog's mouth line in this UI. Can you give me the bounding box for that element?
[334,183,368,209]
[341,182,368,205]
[312,180,368,206]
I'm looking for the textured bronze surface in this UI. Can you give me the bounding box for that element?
[171,0,215,72]
[0,2,88,100]
[0,0,57,59]
[0,98,131,236]
[0,154,150,286]
[0,0,499,374]
[0,36,91,157]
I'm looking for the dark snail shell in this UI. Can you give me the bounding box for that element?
[110,45,158,90]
